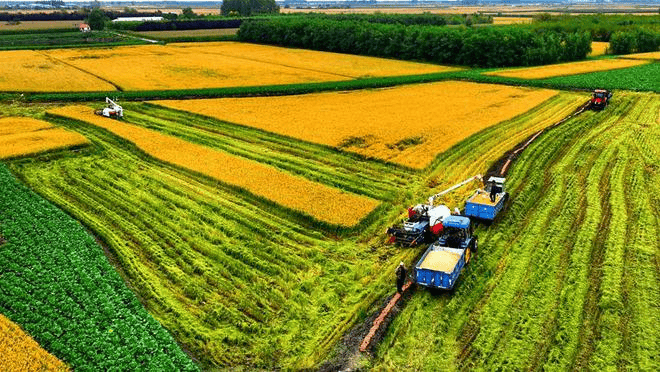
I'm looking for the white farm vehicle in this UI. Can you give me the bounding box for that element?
[95,97,123,120]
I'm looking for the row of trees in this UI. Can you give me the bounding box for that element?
[300,12,492,26]
[238,18,591,68]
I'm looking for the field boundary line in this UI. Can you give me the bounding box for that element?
[37,51,125,92]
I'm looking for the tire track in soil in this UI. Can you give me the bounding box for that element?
[526,157,591,371]
[459,100,597,370]
[571,147,615,371]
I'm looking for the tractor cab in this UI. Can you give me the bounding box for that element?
[436,216,474,250]
[590,89,612,110]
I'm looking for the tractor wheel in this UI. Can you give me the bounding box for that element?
[470,237,478,254]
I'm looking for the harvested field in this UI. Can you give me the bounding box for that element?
[621,51,660,60]
[42,42,454,91]
[589,41,609,56]
[0,50,116,92]
[155,82,563,168]
[0,117,89,159]
[50,105,379,226]
[137,28,239,38]
[0,20,80,30]
[0,314,69,371]
[486,58,648,79]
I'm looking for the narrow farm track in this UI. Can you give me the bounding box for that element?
[374,92,660,370]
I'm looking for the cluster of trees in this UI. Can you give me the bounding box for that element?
[220,0,278,17]
[238,18,591,68]
[609,28,660,54]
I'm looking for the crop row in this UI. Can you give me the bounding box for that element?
[374,92,660,370]
[127,103,412,201]
[0,164,197,371]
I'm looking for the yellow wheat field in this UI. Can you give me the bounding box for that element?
[589,41,609,56]
[49,106,379,226]
[42,43,454,91]
[621,51,660,60]
[0,117,89,159]
[155,81,560,169]
[486,58,648,79]
[0,314,69,371]
[0,51,116,92]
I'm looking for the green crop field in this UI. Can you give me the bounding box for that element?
[374,92,660,371]
[0,16,659,369]
[0,91,594,370]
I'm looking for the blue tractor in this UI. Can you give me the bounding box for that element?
[414,215,477,290]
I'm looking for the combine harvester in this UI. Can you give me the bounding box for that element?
[386,174,482,246]
[94,97,124,120]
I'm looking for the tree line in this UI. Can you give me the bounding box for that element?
[238,18,591,68]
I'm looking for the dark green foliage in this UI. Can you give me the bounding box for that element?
[109,18,242,31]
[531,14,660,42]
[181,7,196,19]
[86,8,108,31]
[301,12,491,26]
[238,18,591,68]
[0,164,198,371]
[609,28,660,54]
[221,0,279,17]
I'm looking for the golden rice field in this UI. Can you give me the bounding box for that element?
[0,117,89,159]
[0,51,116,92]
[41,43,454,91]
[589,41,609,56]
[486,58,649,79]
[137,28,239,38]
[49,105,379,226]
[168,41,459,78]
[0,314,69,371]
[492,17,533,25]
[622,51,660,60]
[155,81,562,168]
